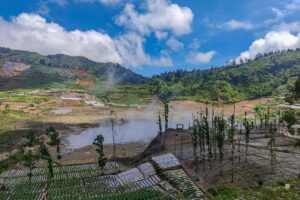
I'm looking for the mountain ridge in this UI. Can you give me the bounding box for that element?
[1,47,300,103]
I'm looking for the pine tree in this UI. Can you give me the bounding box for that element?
[192,127,199,179]
[203,107,212,167]
[238,128,242,164]
[158,113,162,133]
[268,122,276,173]
[243,112,251,163]
[216,117,226,176]
[197,113,205,168]
[164,102,169,131]
[93,134,107,170]
[228,115,235,182]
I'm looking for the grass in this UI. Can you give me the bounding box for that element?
[209,178,300,200]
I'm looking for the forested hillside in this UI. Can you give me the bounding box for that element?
[149,49,300,103]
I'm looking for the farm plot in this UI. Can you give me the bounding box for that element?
[0,154,204,199]
[163,169,206,199]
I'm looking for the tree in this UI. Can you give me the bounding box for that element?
[203,107,212,167]
[197,113,205,168]
[216,117,226,176]
[192,127,199,180]
[46,126,62,174]
[25,130,38,147]
[164,102,169,131]
[158,113,162,133]
[46,126,59,146]
[282,110,297,135]
[228,115,235,182]
[38,143,54,178]
[22,150,37,183]
[294,75,300,100]
[93,134,107,170]
[268,122,276,173]
[243,112,252,163]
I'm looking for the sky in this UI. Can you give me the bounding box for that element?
[0,0,299,76]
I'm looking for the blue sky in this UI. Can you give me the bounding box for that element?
[0,0,300,76]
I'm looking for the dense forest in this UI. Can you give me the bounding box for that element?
[148,49,300,103]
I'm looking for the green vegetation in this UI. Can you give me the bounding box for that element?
[93,134,107,169]
[151,49,300,103]
[282,110,297,135]
[2,48,300,104]
[210,178,300,200]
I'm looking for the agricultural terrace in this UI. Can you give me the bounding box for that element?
[0,153,206,200]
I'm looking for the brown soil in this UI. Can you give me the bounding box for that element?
[75,79,95,87]
[154,129,300,191]
[169,98,272,118]
[58,142,148,165]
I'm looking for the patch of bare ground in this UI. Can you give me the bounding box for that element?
[57,142,148,165]
[169,97,272,117]
[153,129,300,192]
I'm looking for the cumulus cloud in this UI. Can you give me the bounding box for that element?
[116,0,193,36]
[222,19,255,30]
[0,13,173,68]
[235,31,300,63]
[166,38,184,51]
[0,13,121,63]
[115,32,173,67]
[187,51,216,64]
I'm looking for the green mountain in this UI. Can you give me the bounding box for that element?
[1,47,300,104]
[0,47,146,91]
[149,49,300,103]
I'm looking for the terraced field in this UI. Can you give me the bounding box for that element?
[0,153,206,199]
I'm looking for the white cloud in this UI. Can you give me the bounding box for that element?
[273,22,300,33]
[271,7,284,18]
[77,0,121,6]
[286,0,300,11]
[166,38,184,51]
[0,13,121,64]
[222,19,255,30]
[189,38,200,50]
[271,0,300,18]
[99,0,121,5]
[236,31,300,63]
[154,31,168,40]
[115,32,173,67]
[0,13,174,68]
[187,51,216,64]
[116,0,193,36]
[48,0,68,6]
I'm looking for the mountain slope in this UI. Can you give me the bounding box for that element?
[149,49,300,103]
[1,47,300,104]
[0,47,146,91]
